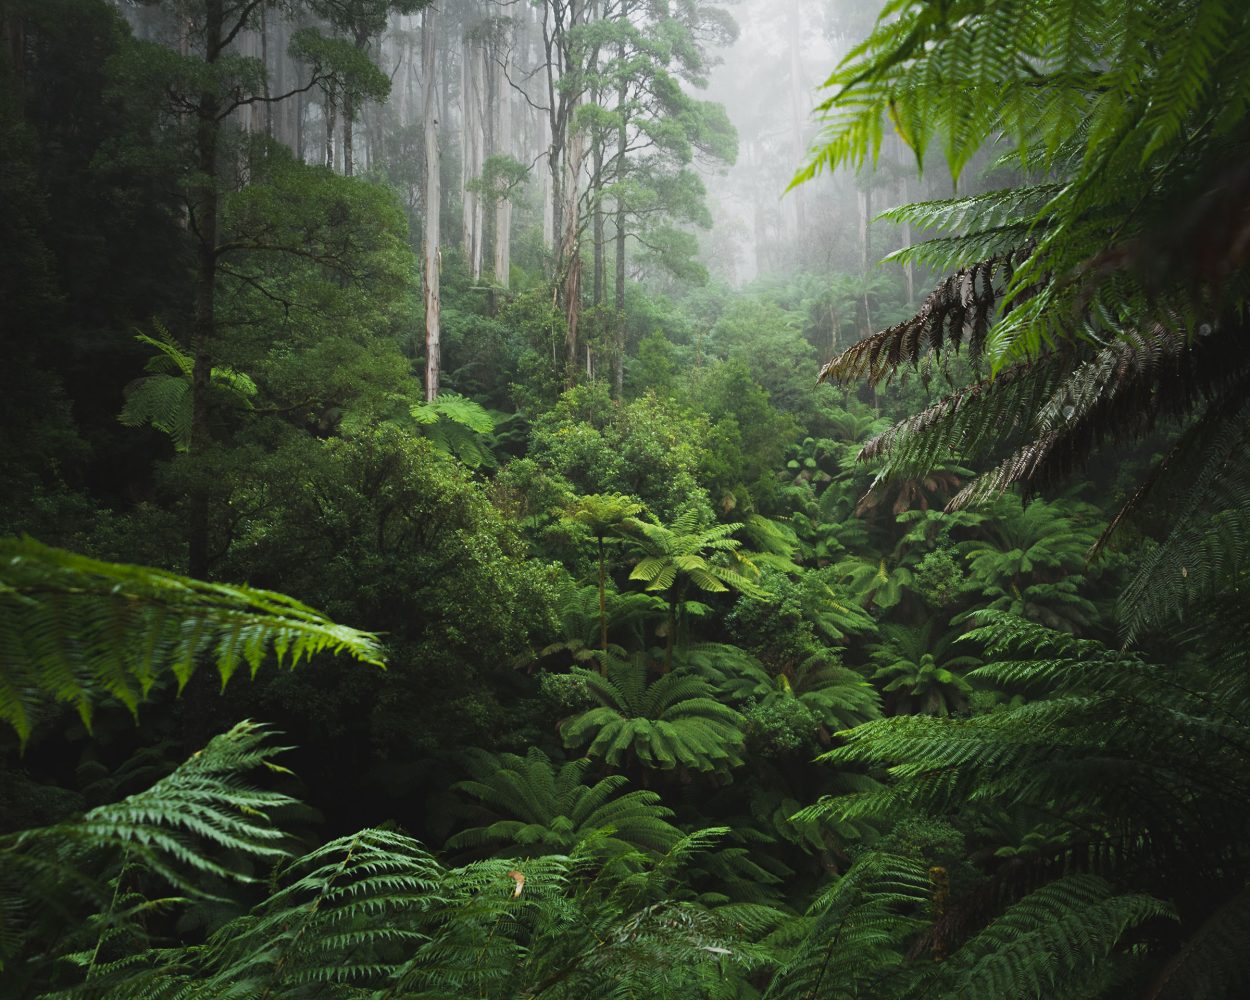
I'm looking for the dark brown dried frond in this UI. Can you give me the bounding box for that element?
[947,324,1250,510]
[817,256,1016,387]
[859,358,1064,466]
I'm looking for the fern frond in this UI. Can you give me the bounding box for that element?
[932,875,1171,999]
[6,722,293,893]
[0,537,383,744]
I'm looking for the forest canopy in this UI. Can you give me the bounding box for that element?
[1,0,1248,996]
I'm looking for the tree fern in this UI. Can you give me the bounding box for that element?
[870,623,979,717]
[686,642,880,735]
[559,654,747,773]
[65,819,779,998]
[795,610,1250,998]
[803,0,1250,539]
[1116,407,1250,642]
[446,747,682,859]
[119,325,256,452]
[622,509,769,670]
[409,392,498,468]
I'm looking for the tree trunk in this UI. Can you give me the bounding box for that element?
[597,538,608,668]
[540,112,554,249]
[472,29,486,282]
[613,35,627,398]
[493,35,512,288]
[343,94,355,176]
[260,4,272,138]
[592,148,605,307]
[423,4,441,402]
[324,85,337,169]
[561,125,585,381]
[461,26,479,274]
[188,0,225,578]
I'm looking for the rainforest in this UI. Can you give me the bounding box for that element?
[2,0,1249,996]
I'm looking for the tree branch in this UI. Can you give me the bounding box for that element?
[218,71,331,121]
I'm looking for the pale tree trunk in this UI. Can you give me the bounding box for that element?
[590,65,604,309]
[542,0,569,262]
[613,34,627,398]
[590,4,605,308]
[461,25,479,273]
[493,34,512,287]
[260,4,272,138]
[325,86,337,169]
[405,31,418,124]
[562,125,585,381]
[540,112,555,248]
[460,10,487,281]
[423,5,441,402]
[474,24,488,282]
[592,181,605,307]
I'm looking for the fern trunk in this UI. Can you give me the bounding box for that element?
[597,537,608,671]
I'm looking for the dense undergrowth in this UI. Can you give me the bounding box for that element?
[3,0,1250,996]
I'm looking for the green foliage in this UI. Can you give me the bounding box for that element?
[3,721,776,997]
[119,325,257,452]
[686,359,799,510]
[290,26,391,103]
[466,153,530,207]
[764,851,930,998]
[0,537,382,744]
[922,875,1171,999]
[0,721,295,982]
[701,644,880,753]
[869,624,979,717]
[9,0,1250,994]
[798,610,1250,996]
[1116,415,1250,642]
[528,384,713,518]
[832,555,914,611]
[957,499,1101,632]
[536,581,664,669]
[626,511,765,601]
[410,392,498,468]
